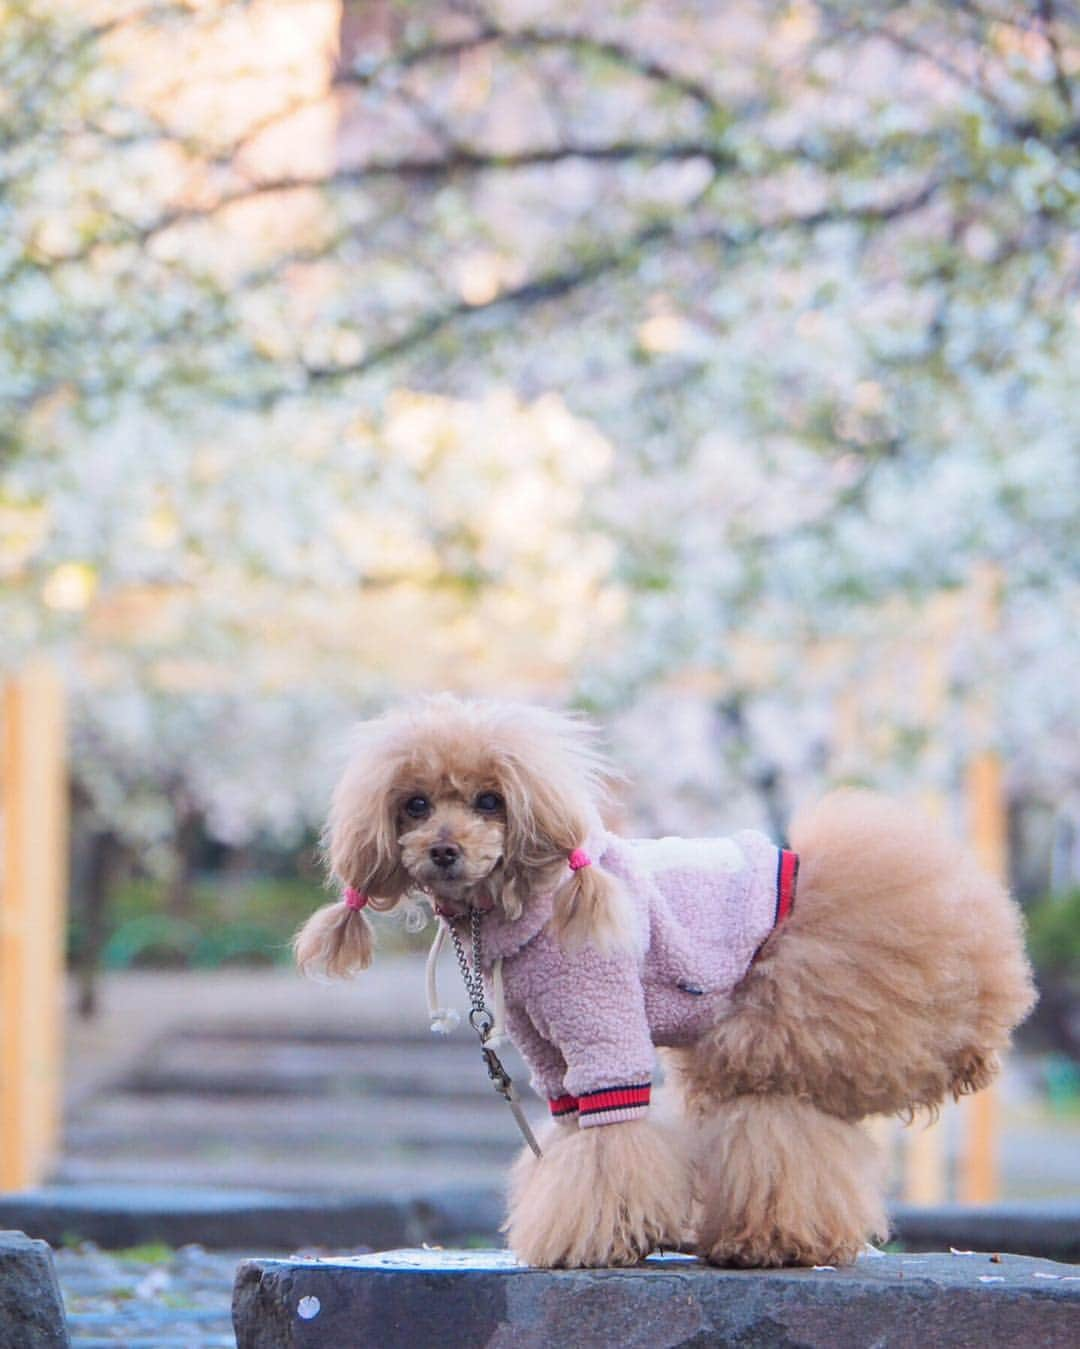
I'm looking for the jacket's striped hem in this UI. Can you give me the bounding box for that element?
[577,1082,651,1128]
[548,1094,579,1118]
[775,848,799,926]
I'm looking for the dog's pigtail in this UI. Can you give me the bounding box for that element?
[552,862,629,953]
[294,895,376,978]
[299,717,414,979]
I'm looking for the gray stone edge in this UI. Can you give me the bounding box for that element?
[2,1187,1079,1261]
[891,1202,1080,1263]
[0,1186,504,1253]
[230,1251,1080,1349]
[0,1230,71,1349]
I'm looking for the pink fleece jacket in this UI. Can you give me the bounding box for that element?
[470,829,798,1128]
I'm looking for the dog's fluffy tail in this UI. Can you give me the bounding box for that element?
[683,790,1036,1120]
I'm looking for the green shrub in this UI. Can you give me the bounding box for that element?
[95,874,429,968]
[1026,888,1080,979]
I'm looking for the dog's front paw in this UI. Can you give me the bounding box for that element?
[505,1118,691,1268]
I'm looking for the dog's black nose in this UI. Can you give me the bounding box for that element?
[430,844,460,869]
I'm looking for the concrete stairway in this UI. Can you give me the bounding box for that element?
[59,964,542,1196]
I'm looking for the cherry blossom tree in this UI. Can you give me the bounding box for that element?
[3,0,1077,892]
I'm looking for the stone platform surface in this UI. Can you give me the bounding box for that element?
[0,1231,69,1349]
[233,1246,1080,1349]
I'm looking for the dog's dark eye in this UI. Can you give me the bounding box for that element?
[403,795,430,819]
[474,791,504,814]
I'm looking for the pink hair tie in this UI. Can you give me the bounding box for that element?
[567,849,592,872]
[343,887,369,911]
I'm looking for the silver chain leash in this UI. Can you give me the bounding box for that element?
[449,909,490,1035]
[446,909,543,1158]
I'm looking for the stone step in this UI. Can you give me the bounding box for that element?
[232,1247,1080,1349]
[62,1021,540,1194]
[4,1186,504,1253]
[13,1188,1080,1263]
[171,1025,466,1046]
[891,1202,1080,1265]
[66,1092,542,1154]
[51,1153,508,1197]
[118,1031,523,1100]
[59,1067,539,1194]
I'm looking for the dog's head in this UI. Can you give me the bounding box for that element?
[295,695,627,976]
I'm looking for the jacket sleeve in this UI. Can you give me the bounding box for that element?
[520,932,654,1127]
[502,1001,577,1119]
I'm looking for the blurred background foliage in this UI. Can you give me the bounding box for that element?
[1,1,1078,1039]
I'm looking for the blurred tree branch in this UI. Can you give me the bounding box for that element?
[301,178,947,386]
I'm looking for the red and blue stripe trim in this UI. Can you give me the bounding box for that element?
[577,1082,651,1124]
[551,1083,653,1125]
[775,848,799,926]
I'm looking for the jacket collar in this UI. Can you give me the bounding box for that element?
[467,885,557,962]
[442,825,611,963]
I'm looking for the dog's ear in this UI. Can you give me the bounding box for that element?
[494,708,629,950]
[294,723,412,978]
[324,739,412,906]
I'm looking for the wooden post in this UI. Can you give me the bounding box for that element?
[960,749,1005,1204]
[902,783,948,1205]
[829,581,1005,1205]
[901,592,959,1206]
[0,660,68,1190]
[967,750,1008,880]
[959,565,1005,1204]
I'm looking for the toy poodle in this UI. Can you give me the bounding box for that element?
[295,695,1035,1268]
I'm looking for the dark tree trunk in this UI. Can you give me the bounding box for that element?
[713,695,790,843]
[76,830,125,1020]
[165,800,203,918]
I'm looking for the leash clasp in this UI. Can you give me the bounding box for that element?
[481,1044,513,1098]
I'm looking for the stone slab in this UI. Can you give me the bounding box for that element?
[8,1185,1080,1264]
[233,1247,1080,1349]
[50,1152,506,1195]
[121,1032,505,1100]
[0,1231,69,1349]
[0,1185,503,1253]
[64,964,436,1110]
[891,1201,1080,1264]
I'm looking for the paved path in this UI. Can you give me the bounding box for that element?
[57,1242,240,1348]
